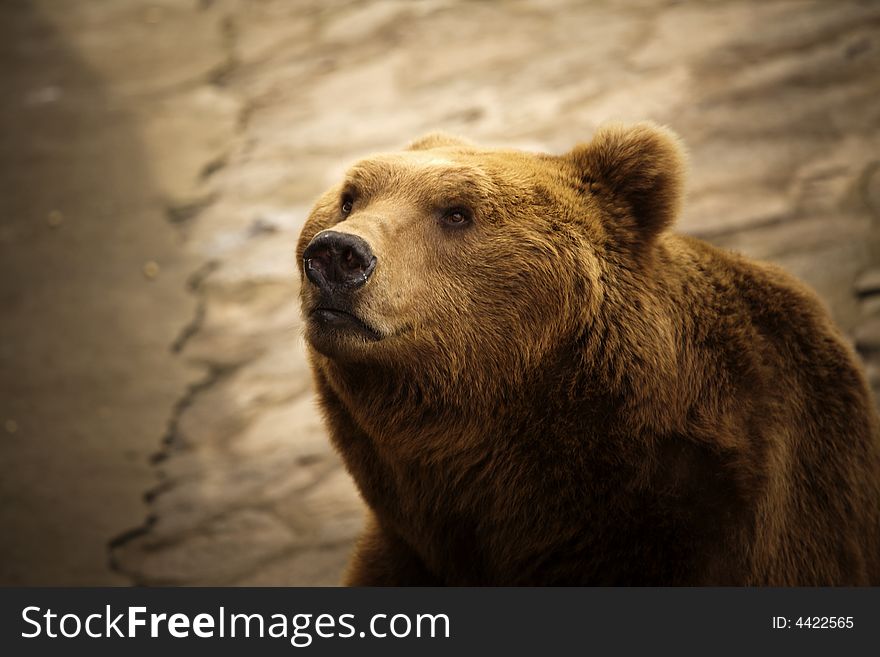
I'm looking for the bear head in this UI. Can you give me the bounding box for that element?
[297,123,686,416]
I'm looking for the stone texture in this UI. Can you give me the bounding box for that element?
[0,0,237,584]
[109,0,880,586]
[856,317,880,352]
[856,268,880,297]
[115,510,300,585]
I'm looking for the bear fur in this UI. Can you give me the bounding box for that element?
[296,123,880,585]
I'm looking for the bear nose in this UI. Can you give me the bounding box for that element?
[303,231,377,291]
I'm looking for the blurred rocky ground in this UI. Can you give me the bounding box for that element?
[0,0,229,584]
[5,0,877,585]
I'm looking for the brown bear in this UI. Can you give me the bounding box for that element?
[296,123,880,585]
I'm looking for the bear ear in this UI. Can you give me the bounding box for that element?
[568,122,686,244]
[407,132,473,151]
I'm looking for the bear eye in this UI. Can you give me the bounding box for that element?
[441,207,472,227]
[340,194,354,216]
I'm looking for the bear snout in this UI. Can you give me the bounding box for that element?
[303,230,377,292]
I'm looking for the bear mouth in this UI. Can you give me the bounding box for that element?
[310,307,382,341]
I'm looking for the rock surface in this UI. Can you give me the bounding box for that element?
[0,0,234,584]
[19,0,874,586]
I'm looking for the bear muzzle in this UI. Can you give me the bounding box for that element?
[302,230,382,344]
[303,230,377,292]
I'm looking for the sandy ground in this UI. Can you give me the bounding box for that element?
[1,0,879,585]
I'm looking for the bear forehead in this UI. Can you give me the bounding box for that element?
[345,152,490,192]
[343,149,556,201]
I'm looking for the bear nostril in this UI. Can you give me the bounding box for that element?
[303,231,376,291]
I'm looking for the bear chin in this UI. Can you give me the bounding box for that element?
[305,308,383,359]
